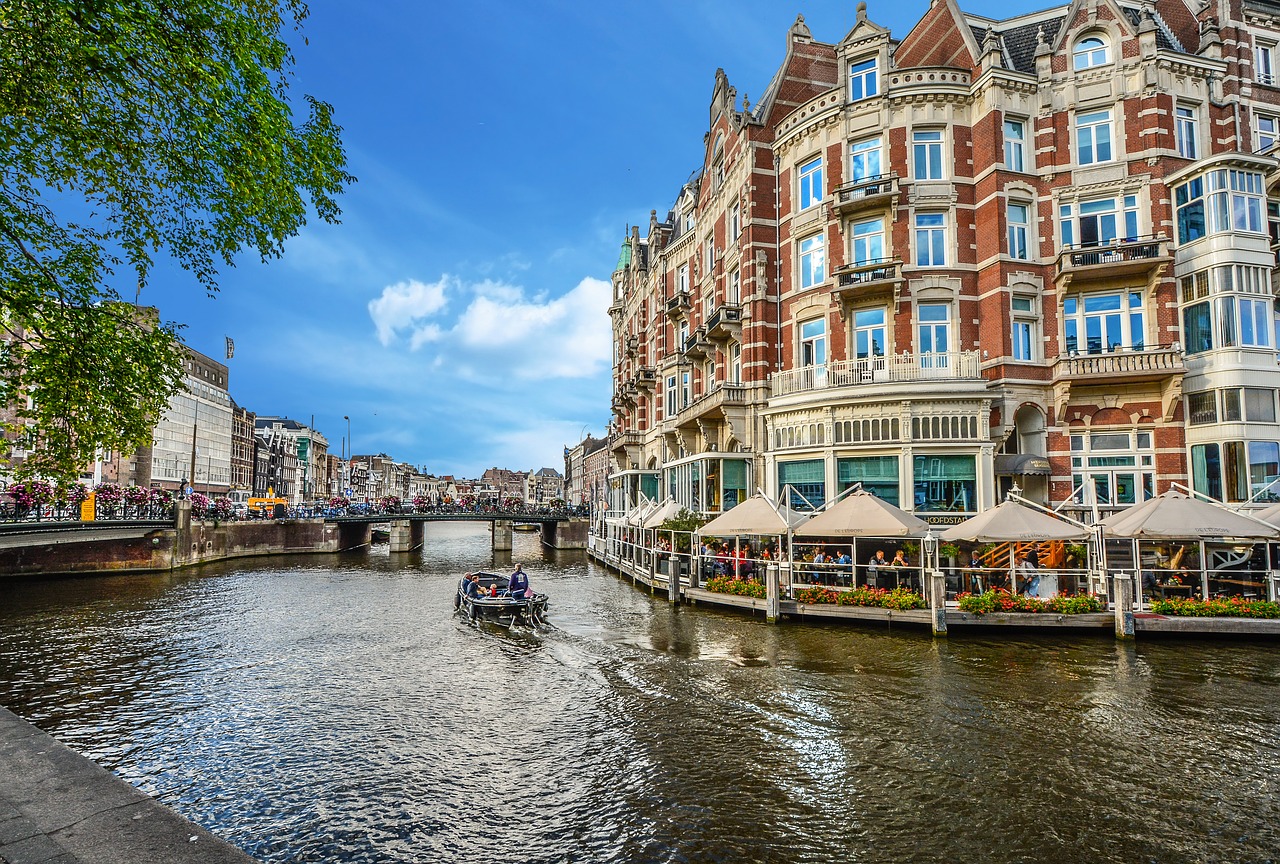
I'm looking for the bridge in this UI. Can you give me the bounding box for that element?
[321,511,585,552]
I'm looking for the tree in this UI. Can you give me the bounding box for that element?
[0,0,352,482]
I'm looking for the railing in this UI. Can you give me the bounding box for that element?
[677,383,748,419]
[1053,345,1184,379]
[683,326,711,357]
[613,431,642,447]
[705,304,741,338]
[771,350,983,397]
[665,292,691,315]
[1057,235,1168,272]
[634,367,657,389]
[833,257,900,289]
[831,173,898,210]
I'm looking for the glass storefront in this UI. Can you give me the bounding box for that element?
[837,456,900,506]
[778,459,825,510]
[666,457,751,514]
[912,454,975,513]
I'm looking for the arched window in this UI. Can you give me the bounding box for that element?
[1073,36,1108,70]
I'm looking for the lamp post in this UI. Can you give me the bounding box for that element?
[343,415,350,461]
[923,528,937,574]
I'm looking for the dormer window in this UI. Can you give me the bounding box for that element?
[849,58,878,101]
[1073,36,1109,70]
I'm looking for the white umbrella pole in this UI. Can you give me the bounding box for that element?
[1200,539,1208,600]
[1134,538,1142,611]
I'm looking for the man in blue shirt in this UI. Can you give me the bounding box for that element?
[462,572,483,598]
[508,564,530,597]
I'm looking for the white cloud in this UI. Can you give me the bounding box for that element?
[367,274,612,380]
[368,278,450,346]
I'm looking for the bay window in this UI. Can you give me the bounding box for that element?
[1193,440,1280,502]
[1174,169,1265,244]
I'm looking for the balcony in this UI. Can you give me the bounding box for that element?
[624,334,639,357]
[683,326,712,359]
[705,304,742,341]
[831,258,902,306]
[1056,236,1171,286]
[1052,345,1185,383]
[831,173,899,217]
[1051,345,1185,422]
[770,351,983,397]
[665,292,691,318]
[676,383,751,426]
[634,366,657,391]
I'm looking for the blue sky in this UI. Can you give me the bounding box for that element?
[140,0,1010,478]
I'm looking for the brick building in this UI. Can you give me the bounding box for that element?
[609,0,1280,522]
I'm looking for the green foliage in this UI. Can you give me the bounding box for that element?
[794,585,926,611]
[658,508,706,553]
[704,575,767,599]
[0,1,352,482]
[1149,596,1280,619]
[956,590,1104,615]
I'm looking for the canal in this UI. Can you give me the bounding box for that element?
[1,522,1277,863]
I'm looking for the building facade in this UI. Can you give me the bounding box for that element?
[148,347,233,496]
[610,0,1280,523]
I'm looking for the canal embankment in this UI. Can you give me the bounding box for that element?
[0,707,256,864]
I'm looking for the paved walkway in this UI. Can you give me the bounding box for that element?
[0,707,256,864]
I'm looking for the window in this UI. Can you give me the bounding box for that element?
[850,138,883,181]
[913,455,976,513]
[800,318,827,367]
[1004,119,1026,172]
[1258,41,1277,86]
[1007,202,1030,259]
[849,58,878,101]
[1012,295,1038,361]
[854,308,887,360]
[779,459,825,510]
[799,156,823,210]
[729,342,741,384]
[681,370,690,409]
[1247,388,1278,422]
[705,239,714,271]
[1073,36,1109,70]
[730,204,741,240]
[914,213,946,266]
[1063,291,1144,354]
[1194,440,1280,502]
[851,217,885,265]
[838,456,900,506]
[1075,110,1113,165]
[677,264,690,294]
[799,233,825,289]
[1256,112,1278,153]
[1070,431,1155,507]
[917,303,950,359]
[913,130,944,180]
[679,319,689,347]
[1174,170,1265,244]
[729,269,740,304]
[1060,195,1138,247]
[1175,106,1198,159]
[1188,391,1218,425]
[665,375,677,417]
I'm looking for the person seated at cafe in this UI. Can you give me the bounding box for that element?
[739,543,755,578]
[890,549,909,568]
[1015,553,1039,596]
[867,549,888,587]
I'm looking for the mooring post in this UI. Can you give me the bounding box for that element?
[929,569,948,636]
[1112,570,1135,640]
[766,562,781,623]
[668,553,680,604]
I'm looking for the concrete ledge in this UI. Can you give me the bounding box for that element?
[1133,614,1280,636]
[945,611,1114,629]
[787,602,934,627]
[0,707,257,864]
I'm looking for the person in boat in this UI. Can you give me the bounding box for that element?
[508,563,530,598]
[462,572,484,599]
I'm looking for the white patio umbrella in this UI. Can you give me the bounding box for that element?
[641,498,683,529]
[940,499,1091,543]
[1100,491,1278,540]
[795,490,928,538]
[699,493,809,536]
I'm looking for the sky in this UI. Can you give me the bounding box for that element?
[139,0,1012,478]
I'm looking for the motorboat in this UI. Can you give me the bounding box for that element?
[455,571,549,626]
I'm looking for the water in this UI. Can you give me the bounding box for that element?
[1,522,1278,863]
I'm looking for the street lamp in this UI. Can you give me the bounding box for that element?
[343,415,350,460]
[923,528,937,574]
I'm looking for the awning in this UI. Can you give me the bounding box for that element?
[994,453,1051,476]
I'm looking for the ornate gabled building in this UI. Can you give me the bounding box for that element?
[610,0,1280,524]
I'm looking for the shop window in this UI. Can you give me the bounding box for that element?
[913,454,975,513]
[838,456,900,506]
[778,459,825,510]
